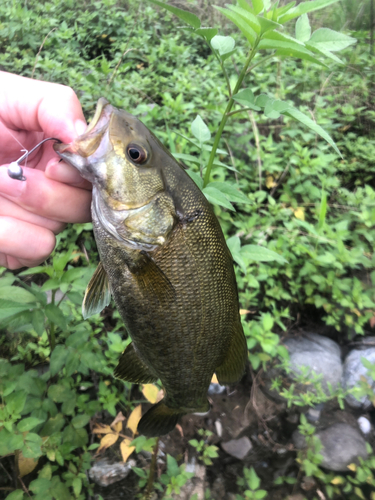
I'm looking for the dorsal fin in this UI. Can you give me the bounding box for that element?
[82,262,111,319]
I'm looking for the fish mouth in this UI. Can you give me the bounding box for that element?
[53,98,114,174]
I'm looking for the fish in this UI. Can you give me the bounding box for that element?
[54,98,248,437]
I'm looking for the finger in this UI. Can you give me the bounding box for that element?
[0,253,48,270]
[45,159,92,190]
[0,71,87,144]
[0,166,92,223]
[0,216,56,268]
[0,195,65,234]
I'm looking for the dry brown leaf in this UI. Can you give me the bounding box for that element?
[92,423,113,435]
[239,309,250,315]
[97,432,119,454]
[175,424,184,437]
[18,453,38,477]
[126,404,142,436]
[111,411,126,429]
[113,421,123,433]
[120,437,135,462]
[142,384,159,404]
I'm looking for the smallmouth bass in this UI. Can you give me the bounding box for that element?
[54,98,247,436]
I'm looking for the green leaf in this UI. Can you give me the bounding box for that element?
[195,27,218,42]
[318,189,327,229]
[50,345,68,376]
[282,107,341,156]
[202,186,234,211]
[255,94,271,107]
[167,454,179,477]
[264,99,290,119]
[147,0,201,28]
[275,47,327,67]
[17,417,44,432]
[214,6,256,46]
[40,413,65,437]
[249,467,261,490]
[295,13,311,42]
[250,0,263,14]
[191,115,211,144]
[5,491,25,500]
[226,5,261,34]
[305,43,344,64]
[45,304,67,331]
[48,384,73,403]
[237,0,256,14]
[0,286,38,303]
[6,390,27,415]
[72,477,82,497]
[276,1,296,18]
[211,35,235,55]
[31,309,45,335]
[241,245,287,263]
[206,182,252,204]
[71,413,91,429]
[0,301,31,321]
[308,28,356,52]
[278,0,340,24]
[257,16,282,35]
[232,88,261,111]
[18,266,48,276]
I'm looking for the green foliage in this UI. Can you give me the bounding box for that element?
[0,0,374,497]
[189,429,219,466]
[236,466,267,499]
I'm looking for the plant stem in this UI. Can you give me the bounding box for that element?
[203,39,260,187]
[144,437,159,499]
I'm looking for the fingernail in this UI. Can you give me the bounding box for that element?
[75,119,87,136]
[45,159,84,185]
[0,167,26,197]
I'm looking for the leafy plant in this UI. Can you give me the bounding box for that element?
[189,429,219,466]
[236,466,267,499]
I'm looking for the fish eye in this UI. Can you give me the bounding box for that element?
[126,144,147,164]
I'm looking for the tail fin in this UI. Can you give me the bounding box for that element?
[137,400,184,437]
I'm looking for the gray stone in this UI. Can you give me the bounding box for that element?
[342,345,375,409]
[208,382,226,395]
[263,333,343,402]
[89,458,135,487]
[284,333,342,393]
[221,436,253,460]
[357,416,371,435]
[293,423,368,472]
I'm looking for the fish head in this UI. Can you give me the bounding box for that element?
[54,97,166,211]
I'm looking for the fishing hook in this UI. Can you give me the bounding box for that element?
[7,137,62,181]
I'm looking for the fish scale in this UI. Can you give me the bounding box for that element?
[54,97,248,436]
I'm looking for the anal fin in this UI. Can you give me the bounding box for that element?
[114,343,158,384]
[137,400,184,437]
[215,323,248,385]
[82,262,111,319]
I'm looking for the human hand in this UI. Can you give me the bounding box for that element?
[0,71,92,269]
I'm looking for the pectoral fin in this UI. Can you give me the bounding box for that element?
[82,262,111,319]
[215,323,248,385]
[114,343,157,383]
[132,251,176,305]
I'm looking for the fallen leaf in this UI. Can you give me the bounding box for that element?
[18,452,38,477]
[92,424,113,435]
[142,384,159,404]
[266,175,276,189]
[111,411,126,429]
[126,405,142,436]
[331,476,344,485]
[294,207,305,221]
[120,437,135,462]
[175,424,184,437]
[97,432,119,454]
[347,463,357,472]
[211,374,218,384]
[239,309,250,315]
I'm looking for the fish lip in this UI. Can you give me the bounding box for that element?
[53,98,115,175]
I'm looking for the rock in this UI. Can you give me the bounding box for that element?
[342,345,375,409]
[221,436,253,460]
[305,403,324,423]
[208,382,226,395]
[358,416,371,435]
[293,423,368,472]
[263,333,343,402]
[88,458,135,487]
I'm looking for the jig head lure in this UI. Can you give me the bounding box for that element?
[7,137,62,181]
